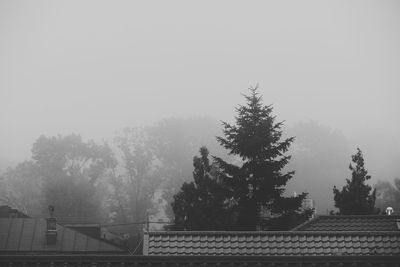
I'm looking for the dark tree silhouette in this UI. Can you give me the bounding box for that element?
[333,148,376,215]
[214,87,312,230]
[170,147,234,230]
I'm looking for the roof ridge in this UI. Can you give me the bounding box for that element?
[148,231,400,235]
[289,214,400,231]
[317,215,400,218]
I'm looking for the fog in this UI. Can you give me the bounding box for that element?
[1,1,400,213]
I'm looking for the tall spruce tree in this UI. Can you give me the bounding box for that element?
[170,147,234,230]
[214,87,312,230]
[333,148,376,215]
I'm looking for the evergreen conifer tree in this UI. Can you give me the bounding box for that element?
[333,148,376,215]
[214,87,312,230]
[170,146,234,230]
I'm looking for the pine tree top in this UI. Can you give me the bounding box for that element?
[217,86,293,162]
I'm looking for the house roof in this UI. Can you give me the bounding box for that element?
[0,218,125,253]
[291,215,400,232]
[0,206,28,218]
[2,254,400,267]
[145,231,400,256]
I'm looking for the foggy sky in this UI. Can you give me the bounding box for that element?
[1,0,400,182]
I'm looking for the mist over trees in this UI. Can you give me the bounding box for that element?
[375,178,400,213]
[33,135,118,219]
[285,121,350,213]
[0,117,228,224]
[0,103,397,222]
[0,134,117,220]
[1,1,400,226]
[109,117,229,223]
[147,117,228,218]
[0,160,42,215]
[110,127,158,223]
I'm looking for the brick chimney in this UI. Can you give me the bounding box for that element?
[46,205,57,245]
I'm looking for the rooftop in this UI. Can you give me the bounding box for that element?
[145,231,400,256]
[0,218,125,253]
[2,254,400,267]
[292,215,400,232]
[0,206,28,218]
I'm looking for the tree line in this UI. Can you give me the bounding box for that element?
[0,87,398,230]
[169,87,382,231]
[0,117,225,224]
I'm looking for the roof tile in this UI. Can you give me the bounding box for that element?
[146,231,400,256]
[293,215,400,232]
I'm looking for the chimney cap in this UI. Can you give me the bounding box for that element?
[386,207,394,215]
[48,205,55,217]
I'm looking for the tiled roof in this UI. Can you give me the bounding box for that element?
[0,218,124,253]
[145,231,400,256]
[292,215,400,232]
[2,254,400,267]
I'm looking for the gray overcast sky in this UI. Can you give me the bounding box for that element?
[1,0,399,167]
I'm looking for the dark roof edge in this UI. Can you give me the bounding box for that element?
[315,215,400,218]
[0,252,129,255]
[1,255,400,261]
[61,223,100,227]
[148,231,400,236]
[290,214,400,231]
